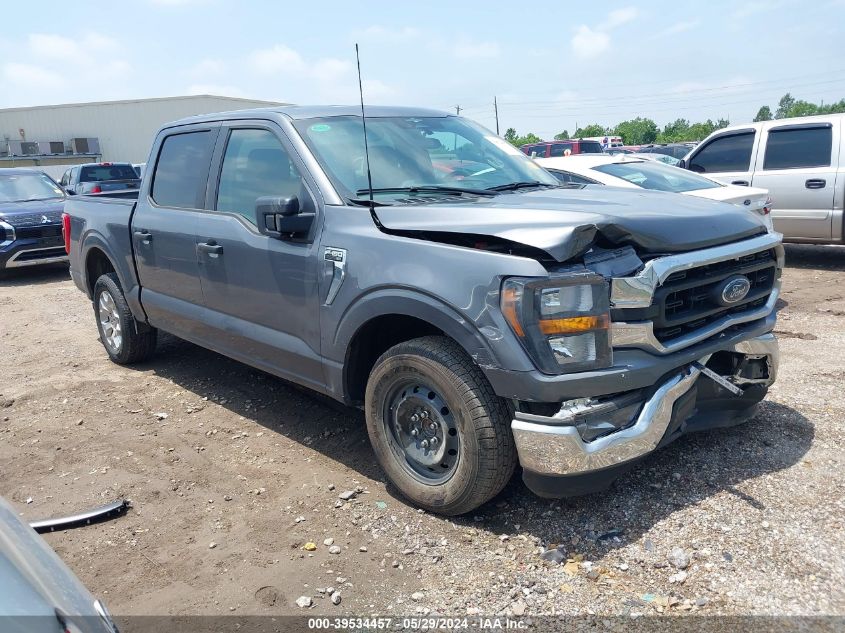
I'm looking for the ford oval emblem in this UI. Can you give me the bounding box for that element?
[719,275,751,306]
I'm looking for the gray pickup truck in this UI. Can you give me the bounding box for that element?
[64,106,783,515]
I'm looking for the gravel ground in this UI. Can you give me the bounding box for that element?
[0,244,843,620]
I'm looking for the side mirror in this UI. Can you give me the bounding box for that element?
[255,195,314,238]
[677,159,686,170]
[65,188,76,195]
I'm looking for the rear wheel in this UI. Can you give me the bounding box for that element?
[93,272,157,364]
[365,336,516,515]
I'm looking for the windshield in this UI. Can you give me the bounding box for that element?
[79,164,139,182]
[592,160,722,193]
[0,172,65,202]
[578,141,605,154]
[293,115,558,201]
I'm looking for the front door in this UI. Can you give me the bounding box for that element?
[687,129,759,188]
[194,122,325,391]
[131,124,219,337]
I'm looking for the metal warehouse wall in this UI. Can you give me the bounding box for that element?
[0,95,285,163]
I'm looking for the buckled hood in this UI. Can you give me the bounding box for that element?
[373,186,768,262]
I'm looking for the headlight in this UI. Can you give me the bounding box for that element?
[0,220,15,246]
[501,272,612,374]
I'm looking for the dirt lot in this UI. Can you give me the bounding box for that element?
[1,244,843,618]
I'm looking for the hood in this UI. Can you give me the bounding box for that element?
[0,199,65,226]
[373,186,768,263]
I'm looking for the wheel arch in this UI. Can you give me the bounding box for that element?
[334,290,501,405]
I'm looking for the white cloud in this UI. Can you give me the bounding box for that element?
[3,62,65,87]
[453,39,500,59]
[571,7,637,60]
[248,45,307,75]
[190,58,228,76]
[600,7,639,30]
[658,19,701,36]
[28,32,119,64]
[571,25,610,60]
[311,58,353,82]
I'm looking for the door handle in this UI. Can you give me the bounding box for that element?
[197,241,223,256]
[731,180,750,186]
[133,230,152,244]
[805,179,826,189]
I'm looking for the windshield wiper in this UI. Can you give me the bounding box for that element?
[346,197,392,207]
[355,186,497,198]
[486,181,559,192]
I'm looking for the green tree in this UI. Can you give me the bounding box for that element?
[787,100,820,117]
[554,130,570,140]
[613,117,658,145]
[753,106,772,122]
[503,128,542,147]
[775,93,796,119]
[574,124,608,138]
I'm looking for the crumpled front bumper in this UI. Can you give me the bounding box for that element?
[511,333,778,490]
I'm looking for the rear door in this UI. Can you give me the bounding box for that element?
[686,129,759,188]
[194,120,325,390]
[750,120,840,241]
[131,123,219,337]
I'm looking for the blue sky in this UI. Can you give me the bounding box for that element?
[1,0,844,138]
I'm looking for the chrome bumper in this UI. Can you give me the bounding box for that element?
[511,333,779,477]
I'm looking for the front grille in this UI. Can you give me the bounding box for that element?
[6,210,63,228]
[653,249,776,342]
[16,225,62,239]
[611,248,778,346]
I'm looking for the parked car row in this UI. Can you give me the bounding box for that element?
[0,162,143,272]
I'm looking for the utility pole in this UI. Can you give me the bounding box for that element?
[455,105,462,115]
[493,96,500,135]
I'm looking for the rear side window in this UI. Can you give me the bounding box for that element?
[689,132,755,173]
[527,145,547,157]
[547,169,596,185]
[549,143,573,157]
[151,130,215,208]
[578,141,604,154]
[763,125,832,170]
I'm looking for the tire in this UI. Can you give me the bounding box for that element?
[365,335,517,515]
[93,272,157,364]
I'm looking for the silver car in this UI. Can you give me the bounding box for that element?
[681,113,844,244]
[0,496,119,633]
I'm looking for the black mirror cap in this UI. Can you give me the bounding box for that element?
[256,195,299,219]
[677,158,686,170]
[255,195,313,239]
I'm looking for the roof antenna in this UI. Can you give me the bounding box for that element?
[355,44,375,213]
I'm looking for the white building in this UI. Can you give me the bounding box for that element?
[0,95,286,171]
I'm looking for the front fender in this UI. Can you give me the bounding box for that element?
[335,288,501,366]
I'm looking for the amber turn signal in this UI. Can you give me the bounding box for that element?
[538,314,610,336]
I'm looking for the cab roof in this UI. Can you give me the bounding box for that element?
[169,105,453,127]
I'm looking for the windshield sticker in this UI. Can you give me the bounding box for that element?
[485,135,522,156]
[310,124,332,133]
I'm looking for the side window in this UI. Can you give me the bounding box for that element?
[689,132,755,173]
[216,128,304,224]
[763,125,832,170]
[59,170,69,186]
[151,130,214,208]
[70,167,79,183]
[549,143,573,157]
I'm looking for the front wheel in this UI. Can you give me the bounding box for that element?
[365,336,517,515]
[93,272,157,364]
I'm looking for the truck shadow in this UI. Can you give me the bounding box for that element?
[783,244,845,271]
[0,264,70,286]
[141,333,813,556]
